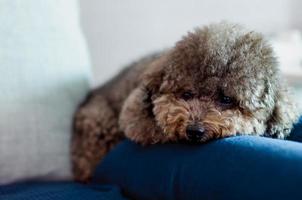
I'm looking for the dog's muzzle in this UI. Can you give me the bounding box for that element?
[186,124,205,142]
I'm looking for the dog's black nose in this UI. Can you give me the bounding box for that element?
[186,125,205,141]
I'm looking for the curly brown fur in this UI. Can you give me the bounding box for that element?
[71,22,300,181]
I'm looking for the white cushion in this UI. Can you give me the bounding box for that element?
[0,0,91,185]
[270,31,302,111]
[271,30,302,80]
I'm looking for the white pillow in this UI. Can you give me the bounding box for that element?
[270,31,302,111]
[0,0,91,185]
[270,30,302,82]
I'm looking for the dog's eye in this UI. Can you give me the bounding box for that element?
[218,94,234,107]
[181,91,194,101]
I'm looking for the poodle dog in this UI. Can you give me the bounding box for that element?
[71,22,300,181]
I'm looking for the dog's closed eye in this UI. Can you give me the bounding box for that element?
[217,91,236,108]
[181,91,195,101]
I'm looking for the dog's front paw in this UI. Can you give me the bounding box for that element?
[266,124,291,139]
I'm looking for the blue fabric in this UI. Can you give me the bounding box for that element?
[94,117,302,200]
[2,118,302,200]
[0,182,127,200]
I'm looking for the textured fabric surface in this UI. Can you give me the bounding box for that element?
[0,182,127,200]
[94,118,302,200]
[0,0,91,184]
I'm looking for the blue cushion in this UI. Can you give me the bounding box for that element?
[94,118,302,200]
[0,182,126,200]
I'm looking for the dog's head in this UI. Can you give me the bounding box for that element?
[120,23,299,144]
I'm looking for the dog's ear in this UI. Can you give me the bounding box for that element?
[266,85,300,139]
[120,54,168,145]
[141,54,167,94]
[119,86,163,145]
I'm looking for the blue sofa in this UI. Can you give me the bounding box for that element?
[1,117,302,200]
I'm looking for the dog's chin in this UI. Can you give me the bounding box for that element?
[179,137,210,145]
[188,134,215,144]
[164,132,214,144]
[174,129,233,144]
